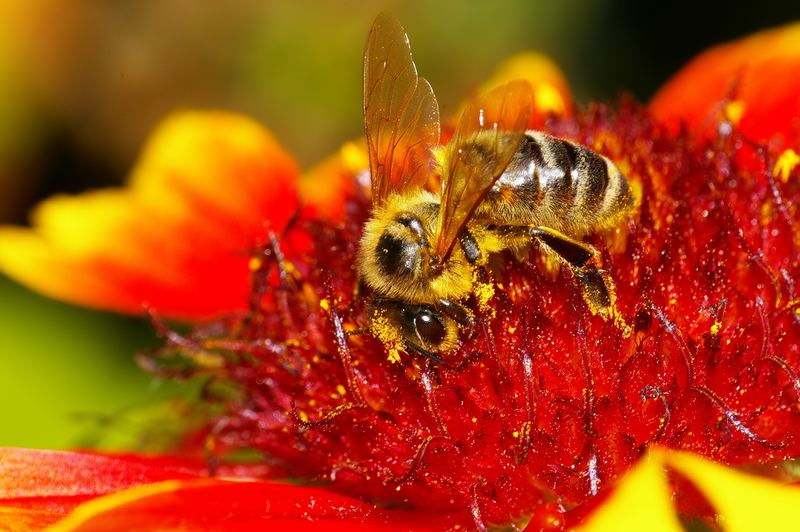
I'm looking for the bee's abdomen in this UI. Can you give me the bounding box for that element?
[480,131,633,234]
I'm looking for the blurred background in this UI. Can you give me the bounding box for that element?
[1,0,798,449]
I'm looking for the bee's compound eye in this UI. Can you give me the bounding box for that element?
[414,309,446,346]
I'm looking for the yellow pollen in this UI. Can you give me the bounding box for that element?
[512,430,520,438]
[472,271,496,317]
[507,326,517,334]
[724,100,745,125]
[669,298,677,305]
[248,257,262,271]
[710,321,722,334]
[387,349,402,364]
[319,298,330,311]
[298,411,309,423]
[471,417,478,423]
[302,283,318,306]
[336,384,347,396]
[774,149,800,183]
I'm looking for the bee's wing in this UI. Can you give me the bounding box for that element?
[434,80,533,261]
[363,13,440,208]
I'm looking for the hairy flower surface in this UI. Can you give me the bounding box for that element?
[146,97,800,528]
[1,21,800,532]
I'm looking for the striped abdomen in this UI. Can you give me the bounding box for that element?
[476,131,634,236]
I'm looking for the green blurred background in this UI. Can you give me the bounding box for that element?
[1,0,798,449]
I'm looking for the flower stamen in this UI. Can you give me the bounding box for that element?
[420,367,449,436]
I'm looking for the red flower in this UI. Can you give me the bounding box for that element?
[651,22,800,144]
[2,21,800,532]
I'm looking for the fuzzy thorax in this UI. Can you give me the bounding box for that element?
[357,191,473,304]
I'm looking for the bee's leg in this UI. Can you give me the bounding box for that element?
[460,229,482,264]
[437,298,474,327]
[528,227,626,332]
[345,328,371,337]
[528,226,609,312]
[528,227,595,268]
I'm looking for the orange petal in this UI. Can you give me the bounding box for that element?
[0,448,199,530]
[0,111,299,319]
[650,23,800,143]
[50,478,468,532]
[298,140,364,223]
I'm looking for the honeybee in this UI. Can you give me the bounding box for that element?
[357,14,634,363]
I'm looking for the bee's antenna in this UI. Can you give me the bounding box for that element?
[345,328,371,337]
[404,339,444,365]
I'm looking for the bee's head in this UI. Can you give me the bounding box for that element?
[368,300,459,359]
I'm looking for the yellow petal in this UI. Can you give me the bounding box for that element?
[666,450,800,531]
[578,452,683,532]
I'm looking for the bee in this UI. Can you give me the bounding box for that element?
[357,14,634,363]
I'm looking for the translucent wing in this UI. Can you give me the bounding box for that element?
[363,13,440,208]
[435,80,533,261]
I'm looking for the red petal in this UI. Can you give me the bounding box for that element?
[650,23,800,143]
[52,479,468,532]
[0,112,299,320]
[0,448,199,530]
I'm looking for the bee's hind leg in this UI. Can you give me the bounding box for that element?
[528,226,629,335]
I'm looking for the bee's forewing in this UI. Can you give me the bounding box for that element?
[363,13,440,208]
[435,80,533,260]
